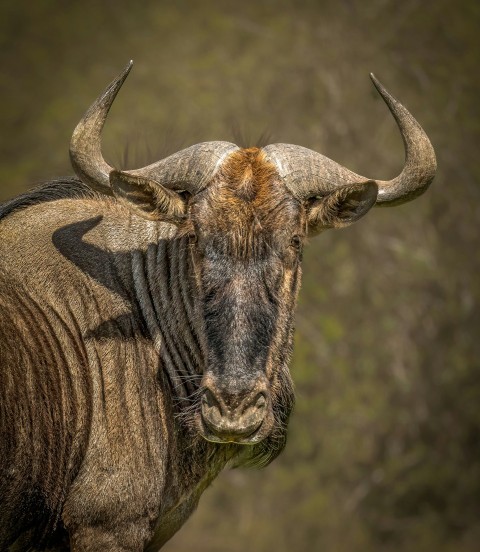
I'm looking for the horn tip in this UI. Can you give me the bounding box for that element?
[369,72,381,89]
[123,60,133,77]
[369,73,392,102]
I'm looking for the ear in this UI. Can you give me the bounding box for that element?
[306,181,378,235]
[109,170,187,223]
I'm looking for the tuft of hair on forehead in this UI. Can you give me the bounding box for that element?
[219,147,279,202]
[194,147,301,260]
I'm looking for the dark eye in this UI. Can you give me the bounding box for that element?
[188,231,197,244]
[290,235,302,250]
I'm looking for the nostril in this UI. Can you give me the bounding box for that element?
[201,388,222,411]
[201,389,223,427]
[255,394,266,410]
[242,393,266,415]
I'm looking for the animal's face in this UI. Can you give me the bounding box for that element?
[184,148,302,446]
[108,146,378,460]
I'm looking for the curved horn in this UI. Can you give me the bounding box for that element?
[70,62,238,195]
[263,74,436,207]
[70,61,133,194]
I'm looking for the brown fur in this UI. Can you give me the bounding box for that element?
[0,147,377,551]
[0,150,300,551]
[188,148,305,260]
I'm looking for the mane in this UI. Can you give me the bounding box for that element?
[0,177,97,221]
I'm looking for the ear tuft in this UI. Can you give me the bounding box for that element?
[109,170,187,223]
[307,181,378,234]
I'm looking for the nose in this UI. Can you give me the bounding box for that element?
[200,387,268,442]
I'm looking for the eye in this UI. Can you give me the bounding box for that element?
[188,231,197,244]
[290,235,302,250]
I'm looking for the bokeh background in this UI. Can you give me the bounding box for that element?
[1,1,479,550]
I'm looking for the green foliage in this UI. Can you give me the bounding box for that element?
[1,0,479,550]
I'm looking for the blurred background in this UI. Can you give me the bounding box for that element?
[1,0,479,550]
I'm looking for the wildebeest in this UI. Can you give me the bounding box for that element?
[0,62,436,551]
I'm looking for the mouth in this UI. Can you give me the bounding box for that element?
[197,415,265,445]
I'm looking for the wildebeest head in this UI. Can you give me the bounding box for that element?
[70,62,435,459]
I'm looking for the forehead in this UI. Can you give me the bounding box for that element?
[192,147,302,234]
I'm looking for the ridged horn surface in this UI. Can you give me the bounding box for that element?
[70,62,238,195]
[263,74,436,206]
[128,141,239,193]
